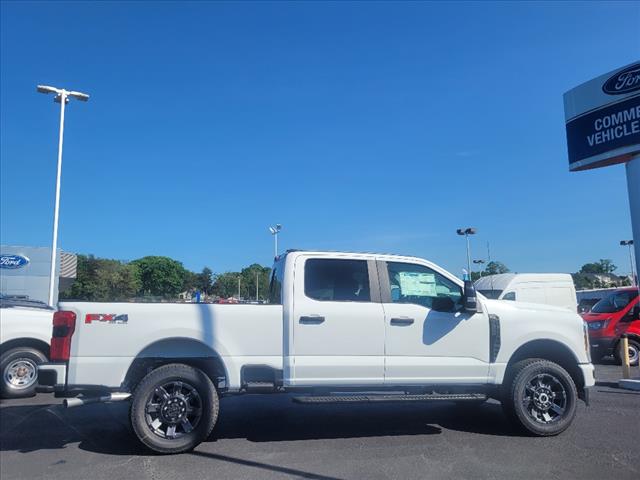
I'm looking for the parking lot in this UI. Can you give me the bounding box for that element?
[0,363,637,480]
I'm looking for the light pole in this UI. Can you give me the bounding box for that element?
[457,227,477,279]
[620,240,636,286]
[269,224,282,258]
[473,259,485,277]
[37,85,89,307]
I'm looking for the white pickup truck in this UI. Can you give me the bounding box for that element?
[1,295,54,398]
[40,250,595,454]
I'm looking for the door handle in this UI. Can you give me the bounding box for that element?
[390,317,415,326]
[299,315,326,324]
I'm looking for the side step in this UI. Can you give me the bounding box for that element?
[244,381,276,392]
[292,393,487,404]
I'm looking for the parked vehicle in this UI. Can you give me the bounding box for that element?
[0,295,54,398]
[475,273,577,311]
[578,298,600,314]
[582,287,639,364]
[614,302,640,365]
[40,250,594,454]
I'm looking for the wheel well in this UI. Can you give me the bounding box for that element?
[506,339,583,390]
[0,338,49,359]
[122,338,227,392]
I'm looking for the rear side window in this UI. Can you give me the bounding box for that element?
[305,259,370,302]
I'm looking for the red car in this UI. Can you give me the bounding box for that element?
[581,287,639,365]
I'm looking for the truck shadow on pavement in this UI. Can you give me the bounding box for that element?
[0,395,525,456]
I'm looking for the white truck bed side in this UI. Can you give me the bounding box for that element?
[61,302,283,389]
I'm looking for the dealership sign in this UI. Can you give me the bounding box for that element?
[0,254,30,269]
[564,61,640,171]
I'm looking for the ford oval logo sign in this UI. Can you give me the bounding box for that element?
[0,254,30,269]
[602,63,640,95]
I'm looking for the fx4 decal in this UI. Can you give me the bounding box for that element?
[85,313,129,324]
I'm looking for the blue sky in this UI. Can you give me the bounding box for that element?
[1,1,639,276]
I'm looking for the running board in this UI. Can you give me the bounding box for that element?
[292,393,487,404]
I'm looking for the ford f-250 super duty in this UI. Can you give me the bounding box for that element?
[40,250,595,454]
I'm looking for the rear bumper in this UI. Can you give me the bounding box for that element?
[38,362,67,391]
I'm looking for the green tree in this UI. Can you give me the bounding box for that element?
[131,256,189,298]
[212,272,241,299]
[240,264,271,301]
[485,261,510,275]
[197,267,214,294]
[579,259,617,275]
[60,254,141,301]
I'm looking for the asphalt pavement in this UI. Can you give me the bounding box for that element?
[1,363,638,480]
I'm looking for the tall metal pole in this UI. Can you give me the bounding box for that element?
[487,241,494,291]
[627,157,640,292]
[627,243,636,286]
[237,276,241,299]
[274,232,278,258]
[47,93,67,306]
[465,233,472,279]
[256,272,259,300]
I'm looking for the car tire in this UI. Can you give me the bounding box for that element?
[614,339,640,366]
[502,358,578,436]
[130,363,218,454]
[0,347,47,399]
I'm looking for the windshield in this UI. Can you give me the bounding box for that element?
[478,289,502,299]
[591,290,638,314]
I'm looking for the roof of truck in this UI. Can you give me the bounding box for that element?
[279,249,427,262]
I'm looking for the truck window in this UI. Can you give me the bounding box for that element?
[304,259,370,302]
[386,262,462,311]
[503,291,516,301]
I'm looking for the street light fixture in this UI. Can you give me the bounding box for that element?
[37,84,90,307]
[269,224,282,258]
[620,240,636,286]
[457,227,477,279]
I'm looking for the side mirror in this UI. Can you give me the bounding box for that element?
[432,296,455,313]
[463,280,478,313]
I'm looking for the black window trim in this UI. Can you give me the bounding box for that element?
[303,257,378,304]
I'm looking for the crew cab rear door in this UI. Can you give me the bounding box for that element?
[289,255,385,386]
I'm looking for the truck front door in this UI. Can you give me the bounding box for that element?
[379,260,491,384]
[290,256,385,386]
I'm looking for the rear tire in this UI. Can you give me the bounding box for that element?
[502,359,577,436]
[130,363,218,454]
[0,347,47,399]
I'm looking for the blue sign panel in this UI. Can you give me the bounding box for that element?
[565,95,640,170]
[564,61,640,171]
[0,254,30,269]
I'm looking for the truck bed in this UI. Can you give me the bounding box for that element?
[60,302,283,389]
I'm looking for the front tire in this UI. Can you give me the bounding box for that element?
[614,339,640,366]
[502,359,578,436]
[1,347,47,399]
[130,363,218,454]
